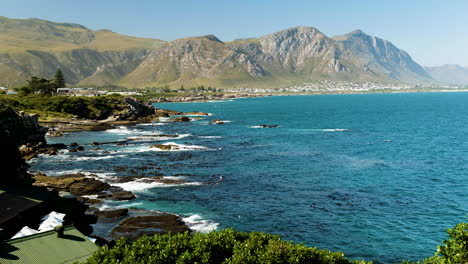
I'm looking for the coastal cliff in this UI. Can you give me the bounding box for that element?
[0,108,47,185]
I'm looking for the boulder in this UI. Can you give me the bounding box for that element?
[150,144,176,150]
[259,124,279,128]
[211,119,224,125]
[183,111,209,116]
[95,208,129,219]
[33,173,87,190]
[69,178,110,195]
[173,116,190,122]
[110,214,190,240]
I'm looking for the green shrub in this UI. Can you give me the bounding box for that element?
[83,229,370,264]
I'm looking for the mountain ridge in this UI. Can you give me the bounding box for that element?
[0,16,433,88]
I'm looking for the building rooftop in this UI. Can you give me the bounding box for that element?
[0,226,98,264]
[0,191,43,226]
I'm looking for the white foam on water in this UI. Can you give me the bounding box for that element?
[40,169,83,176]
[111,178,203,192]
[162,176,188,180]
[199,136,222,139]
[250,125,282,128]
[97,202,144,211]
[90,172,118,179]
[126,133,191,141]
[148,142,211,152]
[321,128,349,132]
[290,128,349,132]
[73,154,128,161]
[106,126,148,135]
[158,117,171,122]
[182,214,219,233]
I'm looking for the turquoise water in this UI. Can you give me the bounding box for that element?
[33,93,468,263]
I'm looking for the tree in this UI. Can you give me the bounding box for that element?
[54,68,66,88]
[20,76,57,95]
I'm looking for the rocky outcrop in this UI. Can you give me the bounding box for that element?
[150,144,177,150]
[173,116,190,122]
[33,173,111,195]
[69,178,110,196]
[0,108,48,185]
[110,214,190,240]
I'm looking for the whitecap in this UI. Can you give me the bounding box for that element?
[126,133,191,141]
[106,126,147,135]
[182,214,219,233]
[149,142,210,151]
[199,136,222,139]
[73,154,128,161]
[111,178,203,192]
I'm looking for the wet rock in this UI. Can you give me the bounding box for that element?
[33,173,87,190]
[48,143,67,149]
[69,178,110,196]
[95,208,129,219]
[47,129,63,137]
[76,146,85,151]
[259,124,279,128]
[69,148,77,152]
[155,109,183,116]
[173,116,190,122]
[183,111,209,116]
[111,191,136,200]
[211,119,224,125]
[110,214,190,241]
[91,142,100,146]
[76,197,103,204]
[69,142,78,147]
[150,144,177,150]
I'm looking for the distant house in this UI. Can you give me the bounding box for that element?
[56,88,71,95]
[105,91,142,96]
[56,88,100,97]
[0,87,7,90]
[5,90,18,95]
[0,225,98,264]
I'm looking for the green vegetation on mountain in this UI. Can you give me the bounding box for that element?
[0,16,432,89]
[0,16,164,87]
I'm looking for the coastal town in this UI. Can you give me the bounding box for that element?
[1,80,466,97]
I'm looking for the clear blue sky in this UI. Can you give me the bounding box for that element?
[1,0,467,66]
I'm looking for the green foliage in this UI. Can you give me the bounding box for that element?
[54,68,66,88]
[83,229,370,264]
[0,94,126,120]
[415,223,468,264]
[20,76,59,95]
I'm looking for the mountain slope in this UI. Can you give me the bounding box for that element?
[0,16,164,87]
[120,35,272,88]
[0,17,432,88]
[332,30,431,82]
[424,64,468,85]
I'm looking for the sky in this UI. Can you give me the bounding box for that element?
[1,0,467,66]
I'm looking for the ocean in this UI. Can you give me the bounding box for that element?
[30,92,468,263]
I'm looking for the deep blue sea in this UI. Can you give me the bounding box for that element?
[31,93,468,263]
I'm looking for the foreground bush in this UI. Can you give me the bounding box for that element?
[83,229,370,264]
[408,223,468,264]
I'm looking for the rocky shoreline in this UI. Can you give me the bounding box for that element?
[0,98,215,243]
[148,93,265,103]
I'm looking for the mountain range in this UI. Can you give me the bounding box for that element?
[424,65,468,85]
[0,16,448,88]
